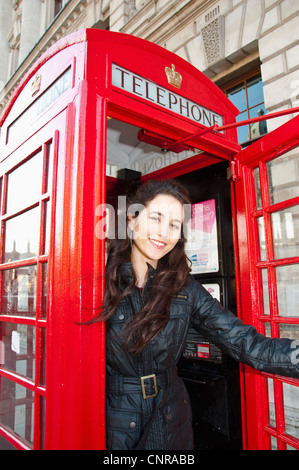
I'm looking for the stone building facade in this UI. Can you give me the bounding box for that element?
[0,0,299,142]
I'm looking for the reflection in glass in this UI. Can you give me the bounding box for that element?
[43,201,51,255]
[279,324,299,340]
[249,104,267,119]
[283,382,299,440]
[235,111,248,144]
[6,152,42,214]
[1,322,35,380]
[247,75,265,108]
[2,266,37,317]
[267,148,299,205]
[264,323,271,337]
[40,396,46,450]
[41,264,48,320]
[227,82,247,110]
[4,207,40,263]
[276,264,299,318]
[257,217,266,261]
[249,106,268,140]
[106,118,201,177]
[40,328,46,387]
[0,376,34,445]
[271,206,299,259]
[226,74,267,144]
[44,142,53,195]
[253,167,262,209]
[267,379,276,428]
[262,270,270,316]
[270,436,278,450]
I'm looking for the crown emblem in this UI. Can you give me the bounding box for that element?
[165,64,182,89]
[31,73,42,97]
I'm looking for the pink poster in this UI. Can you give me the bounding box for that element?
[185,199,219,274]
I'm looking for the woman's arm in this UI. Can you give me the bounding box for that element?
[190,278,299,379]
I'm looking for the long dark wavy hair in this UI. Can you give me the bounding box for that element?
[91,179,192,355]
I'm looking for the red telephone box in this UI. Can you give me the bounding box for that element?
[0,29,298,450]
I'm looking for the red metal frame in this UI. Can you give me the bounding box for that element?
[0,28,298,450]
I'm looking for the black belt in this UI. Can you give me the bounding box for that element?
[106,367,178,399]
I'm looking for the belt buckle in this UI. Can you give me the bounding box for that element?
[141,374,158,399]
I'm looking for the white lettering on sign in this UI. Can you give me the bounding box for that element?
[7,67,72,144]
[112,63,223,127]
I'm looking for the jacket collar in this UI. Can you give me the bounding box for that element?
[119,262,156,287]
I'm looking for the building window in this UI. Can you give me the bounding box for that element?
[54,0,63,17]
[223,73,268,146]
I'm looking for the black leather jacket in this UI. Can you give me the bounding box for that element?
[105,263,299,450]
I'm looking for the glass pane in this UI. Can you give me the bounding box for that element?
[249,105,268,140]
[271,206,299,259]
[227,83,247,111]
[253,167,262,209]
[276,264,299,317]
[43,201,51,255]
[0,376,34,445]
[2,266,37,317]
[44,141,53,195]
[257,217,266,261]
[249,103,267,119]
[247,75,264,108]
[267,378,276,427]
[41,263,48,320]
[270,436,278,450]
[262,269,270,315]
[40,395,46,450]
[40,328,46,387]
[6,151,42,214]
[267,148,299,205]
[1,323,35,380]
[264,323,271,337]
[286,444,298,450]
[279,324,299,340]
[4,207,40,262]
[106,118,202,176]
[235,111,249,143]
[283,382,299,440]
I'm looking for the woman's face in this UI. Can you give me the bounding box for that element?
[128,194,184,267]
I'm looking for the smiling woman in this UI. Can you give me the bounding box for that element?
[128,193,185,287]
[97,179,192,356]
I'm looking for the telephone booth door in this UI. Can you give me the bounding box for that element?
[232,115,299,450]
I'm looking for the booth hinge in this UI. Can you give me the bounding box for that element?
[227,159,240,182]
